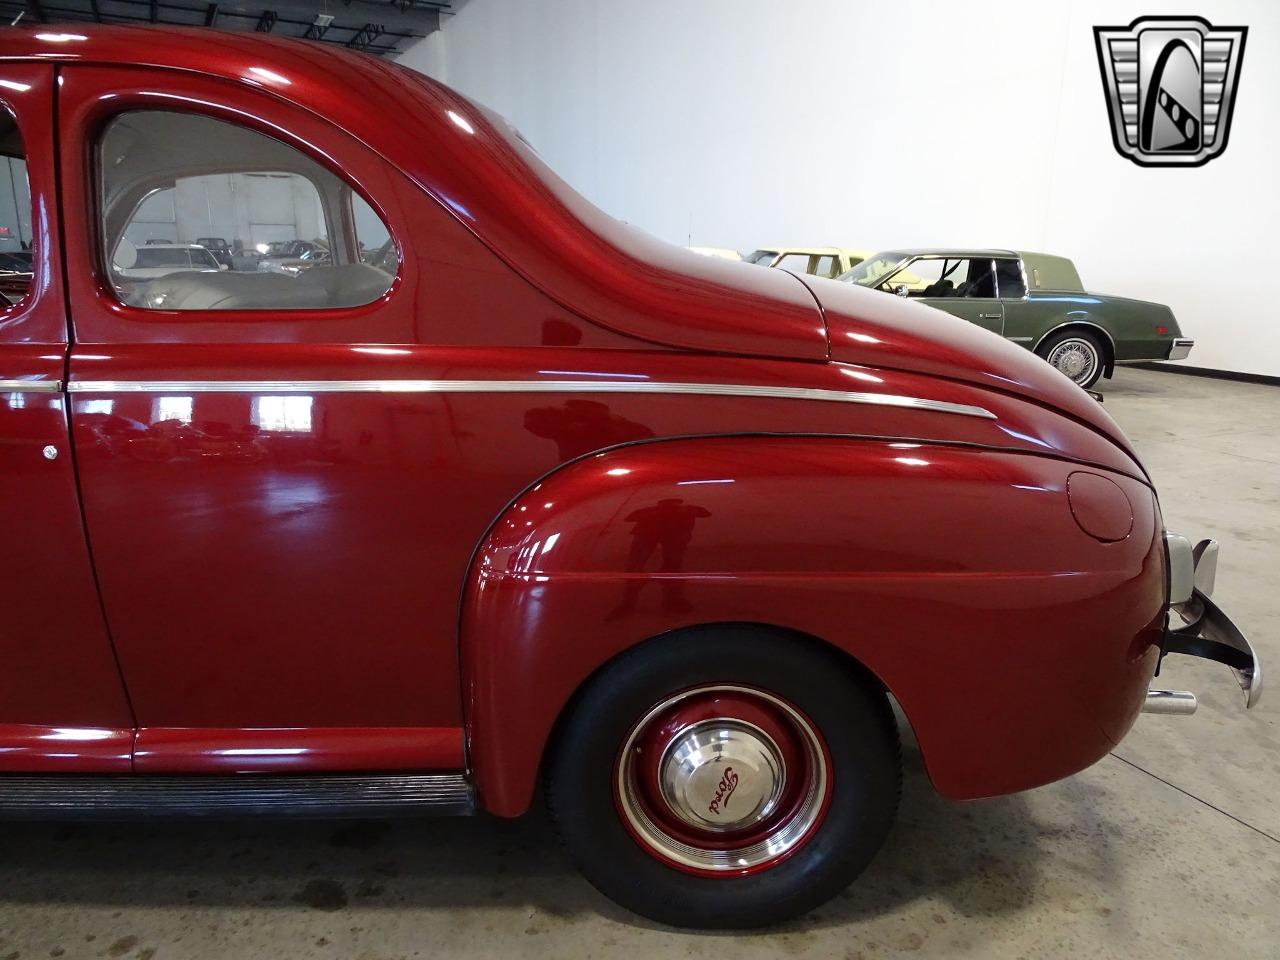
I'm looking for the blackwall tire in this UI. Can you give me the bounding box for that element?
[546,625,900,929]
[1037,329,1106,389]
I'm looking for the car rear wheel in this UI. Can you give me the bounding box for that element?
[1037,329,1106,388]
[546,626,900,928]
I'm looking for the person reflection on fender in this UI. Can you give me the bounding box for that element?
[607,497,711,619]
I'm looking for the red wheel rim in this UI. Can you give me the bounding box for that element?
[614,684,832,877]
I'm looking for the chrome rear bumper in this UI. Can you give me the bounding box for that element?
[1167,338,1194,361]
[1145,535,1262,713]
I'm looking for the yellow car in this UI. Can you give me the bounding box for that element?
[743,246,871,279]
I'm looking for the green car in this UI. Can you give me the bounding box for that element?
[836,249,1193,388]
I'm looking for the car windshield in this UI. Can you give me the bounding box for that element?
[838,252,908,286]
[742,250,777,266]
[192,248,219,268]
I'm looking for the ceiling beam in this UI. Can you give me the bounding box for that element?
[303,12,332,40]
[346,21,384,51]
[2,0,445,55]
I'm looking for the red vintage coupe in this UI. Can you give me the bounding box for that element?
[0,25,1259,928]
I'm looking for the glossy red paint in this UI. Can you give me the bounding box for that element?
[134,726,464,774]
[0,61,135,769]
[0,26,1165,813]
[0,725,133,772]
[464,437,1164,814]
[1066,471,1135,543]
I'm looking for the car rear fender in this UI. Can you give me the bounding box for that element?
[460,434,1165,816]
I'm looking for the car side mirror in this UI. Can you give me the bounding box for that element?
[895,284,910,298]
[218,264,229,271]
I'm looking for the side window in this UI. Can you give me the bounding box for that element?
[775,253,813,274]
[964,259,997,298]
[904,258,995,298]
[995,259,1027,299]
[98,111,397,312]
[812,254,837,278]
[895,258,950,297]
[0,108,33,307]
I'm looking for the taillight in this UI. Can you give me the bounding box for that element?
[1155,325,1168,335]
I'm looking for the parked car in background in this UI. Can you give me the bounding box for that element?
[258,243,332,276]
[113,241,226,280]
[194,236,234,268]
[0,249,32,271]
[837,249,1193,388]
[0,249,32,301]
[743,246,870,278]
[0,25,1255,931]
[688,246,742,260]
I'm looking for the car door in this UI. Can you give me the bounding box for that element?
[0,63,135,771]
[993,257,1036,348]
[56,64,474,773]
[899,257,1004,336]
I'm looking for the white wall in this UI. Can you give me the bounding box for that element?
[400,0,1280,377]
[124,173,327,251]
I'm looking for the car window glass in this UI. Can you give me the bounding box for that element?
[894,258,948,295]
[995,259,1027,299]
[775,253,813,273]
[903,258,996,299]
[964,259,997,298]
[813,255,837,278]
[0,107,33,307]
[98,110,398,312]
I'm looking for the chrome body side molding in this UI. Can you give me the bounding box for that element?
[0,379,62,392]
[67,379,997,420]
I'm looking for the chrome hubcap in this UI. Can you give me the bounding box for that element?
[1047,338,1098,384]
[616,684,830,874]
[659,719,785,831]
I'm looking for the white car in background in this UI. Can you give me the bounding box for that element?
[115,241,225,279]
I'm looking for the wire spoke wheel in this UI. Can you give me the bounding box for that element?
[1046,336,1101,386]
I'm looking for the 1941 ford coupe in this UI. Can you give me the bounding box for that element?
[0,26,1259,929]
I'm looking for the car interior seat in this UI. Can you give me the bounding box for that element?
[127,263,392,311]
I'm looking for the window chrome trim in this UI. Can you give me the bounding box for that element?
[0,379,62,392]
[67,379,997,420]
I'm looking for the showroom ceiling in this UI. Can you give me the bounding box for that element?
[0,0,450,55]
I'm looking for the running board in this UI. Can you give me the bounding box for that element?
[0,774,474,819]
